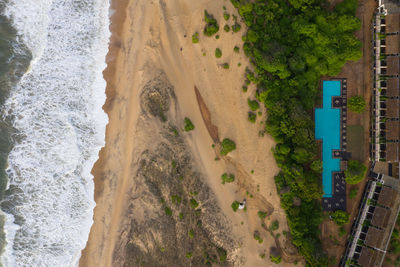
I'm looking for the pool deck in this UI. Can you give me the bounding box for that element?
[315,79,348,211]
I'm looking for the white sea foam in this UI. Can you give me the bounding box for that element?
[1,0,110,266]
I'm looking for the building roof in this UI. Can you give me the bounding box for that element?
[378,186,399,208]
[386,13,400,33]
[382,0,400,15]
[386,98,399,118]
[386,120,399,140]
[371,206,391,228]
[386,142,399,162]
[357,247,385,267]
[373,161,390,176]
[386,35,400,54]
[387,56,399,75]
[387,78,399,97]
[365,227,385,249]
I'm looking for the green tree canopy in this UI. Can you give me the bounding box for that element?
[348,95,366,113]
[345,160,367,184]
[331,210,350,226]
[220,138,236,155]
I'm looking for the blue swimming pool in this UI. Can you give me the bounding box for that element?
[315,81,341,197]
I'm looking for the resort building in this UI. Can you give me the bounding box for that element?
[341,1,400,265]
[315,80,349,211]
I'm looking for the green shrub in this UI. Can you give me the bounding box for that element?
[171,195,182,205]
[331,210,350,226]
[349,188,358,199]
[186,252,193,259]
[231,201,240,212]
[242,86,247,92]
[215,48,222,58]
[224,25,230,32]
[165,207,172,216]
[223,13,230,21]
[221,173,235,184]
[222,63,229,69]
[270,255,282,264]
[217,247,227,262]
[253,231,263,243]
[248,112,256,123]
[258,211,268,220]
[310,160,322,173]
[232,23,241,32]
[188,229,194,239]
[234,46,240,53]
[184,117,195,131]
[215,34,220,39]
[179,212,184,220]
[339,226,346,237]
[190,198,199,209]
[204,10,219,36]
[220,138,236,155]
[270,220,279,231]
[348,95,366,113]
[345,160,367,184]
[248,99,260,111]
[192,32,199,43]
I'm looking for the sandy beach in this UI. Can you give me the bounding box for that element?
[79,0,298,266]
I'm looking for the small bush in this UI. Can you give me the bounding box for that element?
[215,48,222,58]
[221,173,235,184]
[192,32,199,43]
[339,226,346,237]
[165,207,172,216]
[248,99,260,111]
[259,253,266,259]
[248,112,256,123]
[224,24,230,32]
[270,255,282,264]
[215,35,220,39]
[179,212,184,220]
[258,211,268,220]
[220,138,236,155]
[171,195,182,205]
[348,95,366,113]
[217,247,227,262]
[242,85,247,92]
[270,220,279,231]
[222,63,229,69]
[190,198,199,209]
[188,229,194,239]
[231,201,240,212]
[186,252,193,259]
[184,117,195,131]
[232,23,241,32]
[204,10,219,36]
[253,230,263,243]
[345,160,367,184]
[223,13,230,21]
[234,46,240,53]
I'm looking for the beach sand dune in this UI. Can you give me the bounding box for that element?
[80,0,299,266]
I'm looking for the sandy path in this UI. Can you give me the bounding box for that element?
[80,0,295,266]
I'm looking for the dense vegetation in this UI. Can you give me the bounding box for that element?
[345,160,367,184]
[348,95,366,113]
[231,0,361,265]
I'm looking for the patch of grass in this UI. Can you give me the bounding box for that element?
[222,63,229,69]
[349,188,358,199]
[224,25,230,33]
[270,255,282,264]
[215,48,222,58]
[231,201,240,212]
[248,99,260,111]
[186,252,193,259]
[220,138,236,155]
[172,160,176,169]
[248,112,256,123]
[165,206,172,216]
[171,195,182,205]
[190,198,199,209]
[347,125,364,162]
[258,211,268,220]
[217,247,227,262]
[221,172,235,184]
[260,253,266,259]
[339,226,346,237]
[179,212,184,220]
[184,117,195,131]
[223,13,230,20]
[192,32,199,43]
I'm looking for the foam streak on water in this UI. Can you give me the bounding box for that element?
[0,0,110,266]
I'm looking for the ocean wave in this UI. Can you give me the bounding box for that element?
[0,0,110,266]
